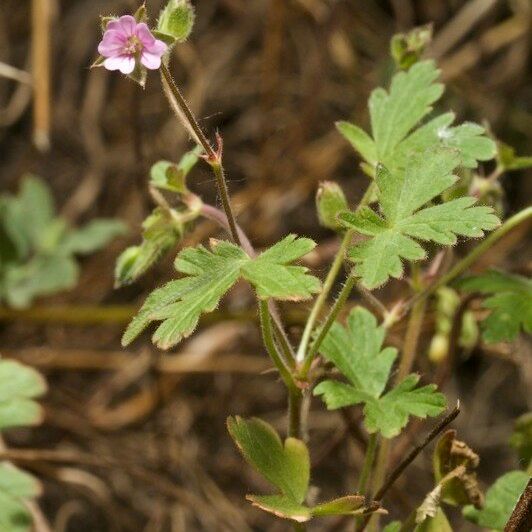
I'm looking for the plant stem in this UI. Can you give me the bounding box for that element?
[356,404,460,532]
[369,265,426,532]
[296,230,353,363]
[259,300,298,394]
[358,433,378,496]
[408,205,532,310]
[288,388,303,438]
[299,273,357,379]
[160,63,241,246]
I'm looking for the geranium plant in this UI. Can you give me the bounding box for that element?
[88,3,532,530]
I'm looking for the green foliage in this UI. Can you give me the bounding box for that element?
[338,150,499,288]
[115,208,184,287]
[227,417,370,522]
[0,359,47,531]
[458,270,532,343]
[316,181,349,231]
[415,508,452,532]
[390,25,433,71]
[496,141,532,172]
[149,147,201,194]
[0,359,47,429]
[337,61,496,176]
[463,471,529,530]
[314,307,446,437]
[0,175,126,308]
[510,412,532,469]
[157,0,195,44]
[123,235,320,349]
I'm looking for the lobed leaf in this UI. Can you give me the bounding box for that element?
[123,236,320,349]
[458,270,532,343]
[314,308,446,438]
[61,219,126,256]
[340,150,499,289]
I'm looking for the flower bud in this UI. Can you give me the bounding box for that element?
[316,181,348,231]
[158,0,195,43]
[391,24,432,71]
[428,333,449,364]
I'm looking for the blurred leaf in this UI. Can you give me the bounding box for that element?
[247,495,311,522]
[383,522,402,532]
[3,255,78,309]
[0,359,46,430]
[311,495,367,517]
[158,0,195,43]
[314,307,445,438]
[61,219,126,256]
[416,484,442,523]
[415,508,452,532]
[510,412,532,469]
[227,417,309,504]
[316,181,349,231]
[496,141,532,172]
[458,270,532,343]
[463,471,529,530]
[339,151,498,289]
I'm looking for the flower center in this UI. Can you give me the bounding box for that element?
[124,36,143,55]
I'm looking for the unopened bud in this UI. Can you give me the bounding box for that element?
[158,0,195,43]
[316,181,348,231]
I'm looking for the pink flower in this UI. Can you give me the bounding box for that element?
[98,15,167,75]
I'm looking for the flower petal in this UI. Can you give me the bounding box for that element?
[112,15,137,37]
[140,51,162,70]
[104,55,136,74]
[98,30,126,57]
[144,38,167,56]
[135,23,156,46]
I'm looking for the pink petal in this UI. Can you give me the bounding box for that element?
[135,23,156,46]
[112,15,137,37]
[98,30,126,57]
[140,51,162,70]
[144,38,167,56]
[104,55,136,74]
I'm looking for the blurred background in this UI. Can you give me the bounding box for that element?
[0,0,531,530]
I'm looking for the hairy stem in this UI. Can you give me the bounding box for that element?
[358,433,378,496]
[296,230,352,363]
[259,300,298,394]
[299,273,357,379]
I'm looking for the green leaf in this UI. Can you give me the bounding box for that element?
[458,270,532,343]
[247,495,311,523]
[339,150,499,288]
[311,495,366,517]
[314,307,446,438]
[0,360,46,430]
[123,236,320,348]
[0,489,33,532]
[240,235,320,300]
[158,0,195,43]
[227,417,309,504]
[149,147,202,193]
[510,412,532,469]
[0,463,40,499]
[3,255,79,309]
[61,219,126,255]
[496,141,532,171]
[463,471,530,530]
[115,208,184,287]
[383,522,402,532]
[415,508,452,532]
[337,61,496,175]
